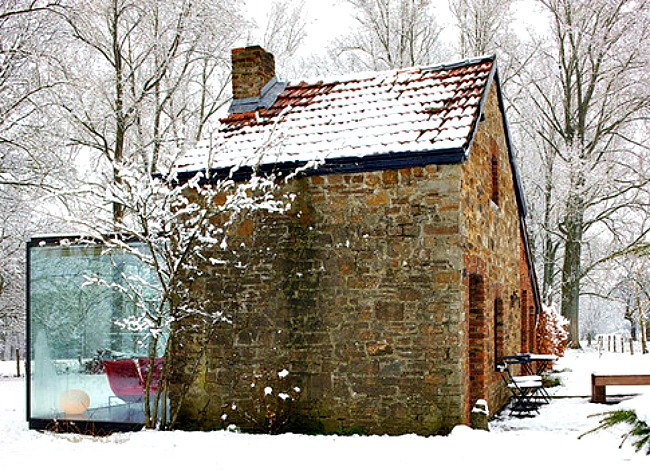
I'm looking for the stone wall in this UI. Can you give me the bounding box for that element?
[172,163,470,435]
[459,85,536,419]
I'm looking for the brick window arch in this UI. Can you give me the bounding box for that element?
[491,153,500,206]
[469,274,486,411]
[521,290,529,352]
[494,297,504,368]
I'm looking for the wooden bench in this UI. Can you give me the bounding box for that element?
[591,373,650,403]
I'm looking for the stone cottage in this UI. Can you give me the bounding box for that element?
[170,46,542,435]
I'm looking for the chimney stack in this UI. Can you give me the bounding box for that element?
[231,46,276,101]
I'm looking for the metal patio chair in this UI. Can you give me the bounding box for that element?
[498,359,545,416]
[503,355,551,404]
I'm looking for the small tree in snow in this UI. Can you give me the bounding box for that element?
[536,303,568,357]
[582,409,650,455]
[79,138,295,429]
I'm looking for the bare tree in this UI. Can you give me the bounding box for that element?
[54,0,246,224]
[239,0,308,80]
[262,0,307,60]
[0,0,69,190]
[448,0,515,57]
[0,0,73,357]
[517,120,563,306]
[0,188,27,359]
[333,0,443,71]
[522,0,650,346]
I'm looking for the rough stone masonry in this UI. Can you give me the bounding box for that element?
[170,53,538,436]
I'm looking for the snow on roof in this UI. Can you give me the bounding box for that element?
[175,56,495,176]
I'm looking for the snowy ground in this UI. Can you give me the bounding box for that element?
[1,345,649,469]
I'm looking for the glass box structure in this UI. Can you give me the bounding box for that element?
[27,236,165,432]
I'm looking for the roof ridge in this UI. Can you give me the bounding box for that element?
[285,55,496,87]
[420,54,495,73]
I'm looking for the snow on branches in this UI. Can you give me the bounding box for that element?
[75,117,315,428]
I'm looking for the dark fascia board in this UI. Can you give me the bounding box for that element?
[493,72,543,317]
[460,54,497,160]
[174,147,467,185]
[421,54,495,74]
[495,68,528,217]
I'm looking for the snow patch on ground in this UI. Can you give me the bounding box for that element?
[1,346,649,469]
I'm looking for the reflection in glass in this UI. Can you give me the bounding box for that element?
[28,240,165,426]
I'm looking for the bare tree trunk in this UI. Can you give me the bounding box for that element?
[16,348,21,377]
[110,0,126,225]
[640,314,648,355]
[543,235,558,304]
[560,194,584,348]
[542,163,559,304]
[143,335,158,428]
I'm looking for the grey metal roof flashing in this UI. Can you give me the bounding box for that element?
[228,76,287,114]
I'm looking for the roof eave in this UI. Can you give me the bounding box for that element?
[173,147,467,185]
[489,68,542,316]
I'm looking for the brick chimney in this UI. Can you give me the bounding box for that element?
[231,46,276,100]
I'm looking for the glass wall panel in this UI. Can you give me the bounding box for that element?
[28,239,165,426]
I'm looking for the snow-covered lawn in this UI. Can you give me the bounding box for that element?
[1,346,649,469]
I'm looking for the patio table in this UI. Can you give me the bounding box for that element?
[516,353,557,375]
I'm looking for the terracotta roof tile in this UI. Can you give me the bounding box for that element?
[176,56,495,174]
